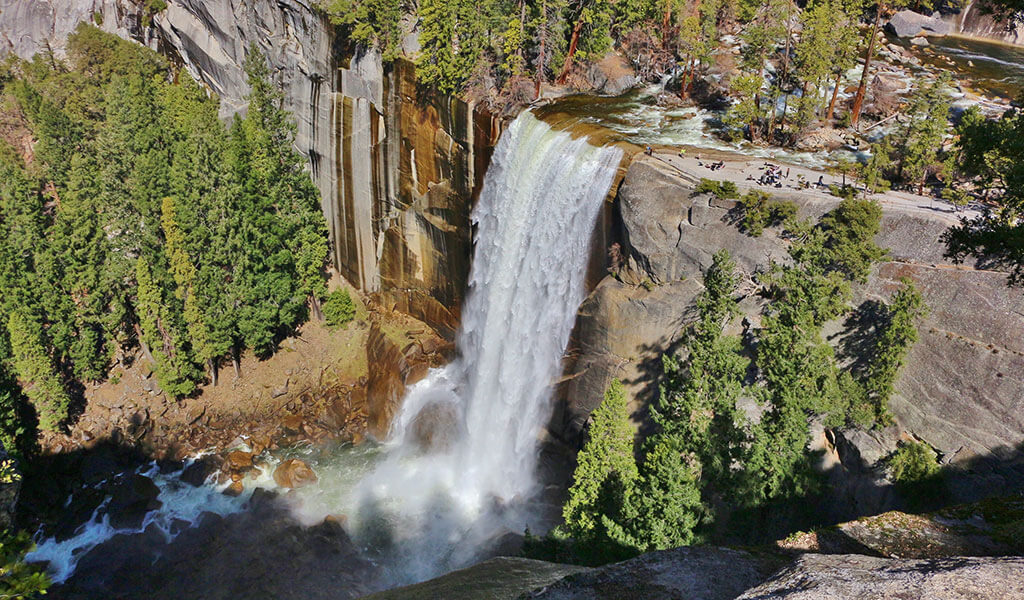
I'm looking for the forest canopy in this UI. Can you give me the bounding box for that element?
[0,25,329,454]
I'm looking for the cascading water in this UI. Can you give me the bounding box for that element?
[346,111,623,583]
[26,111,622,589]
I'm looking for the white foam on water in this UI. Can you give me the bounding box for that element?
[26,458,257,583]
[288,111,623,584]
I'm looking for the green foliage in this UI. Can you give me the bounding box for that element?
[415,0,487,94]
[724,72,763,141]
[817,197,887,282]
[860,142,893,194]
[695,178,739,200]
[323,0,404,60]
[323,289,357,329]
[737,190,796,237]
[0,25,331,427]
[893,74,952,192]
[943,100,1024,285]
[6,312,70,432]
[562,380,639,541]
[859,280,927,424]
[887,441,940,483]
[0,529,50,599]
[634,251,748,545]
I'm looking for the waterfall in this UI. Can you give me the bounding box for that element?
[350,111,623,583]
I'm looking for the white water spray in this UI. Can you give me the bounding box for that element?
[348,112,622,582]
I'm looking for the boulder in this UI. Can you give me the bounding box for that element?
[794,127,846,151]
[408,400,461,452]
[528,546,783,600]
[272,459,318,489]
[911,36,930,46]
[887,10,951,38]
[587,53,638,96]
[736,554,1024,599]
[105,474,162,530]
[225,450,254,470]
[180,455,225,487]
[222,480,244,497]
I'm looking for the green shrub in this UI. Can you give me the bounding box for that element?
[888,441,940,484]
[738,191,797,237]
[0,529,50,599]
[695,178,739,200]
[323,289,356,329]
[828,184,857,200]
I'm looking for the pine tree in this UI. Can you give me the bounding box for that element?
[135,256,199,398]
[894,74,951,194]
[557,0,615,83]
[632,434,703,549]
[6,311,70,432]
[562,379,639,539]
[415,0,487,93]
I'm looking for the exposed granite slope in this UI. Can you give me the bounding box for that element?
[559,155,1024,511]
[735,554,1024,600]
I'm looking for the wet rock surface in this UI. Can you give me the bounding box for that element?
[53,489,376,600]
[273,458,318,489]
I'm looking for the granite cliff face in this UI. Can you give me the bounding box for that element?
[559,155,1024,518]
[943,2,1024,46]
[0,0,500,337]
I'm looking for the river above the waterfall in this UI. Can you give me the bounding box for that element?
[535,34,1023,171]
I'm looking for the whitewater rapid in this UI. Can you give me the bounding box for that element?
[344,111,623,582]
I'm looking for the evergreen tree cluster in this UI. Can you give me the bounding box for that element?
[550,199,928,563]
[0,26,329,443]
[943,97,1024,284]
[319,0,749,99]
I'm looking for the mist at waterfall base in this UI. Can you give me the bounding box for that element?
[291,112,623,584]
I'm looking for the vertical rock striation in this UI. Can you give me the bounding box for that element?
[0,0,502,336]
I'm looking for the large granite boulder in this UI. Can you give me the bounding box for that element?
[735,554,1024,599]
[887,10,952,38]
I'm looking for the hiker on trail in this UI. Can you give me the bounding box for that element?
[817,175,824,187]
[645,145,652,156]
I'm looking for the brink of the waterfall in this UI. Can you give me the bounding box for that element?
[344,112,624,584]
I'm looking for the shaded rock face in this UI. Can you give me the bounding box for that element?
[0,1,501,337]
[527,546,782,600]
[56,489,376,600]
[735,554,1024,600]
[561,155,1024,513]
[361,557,589,600]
